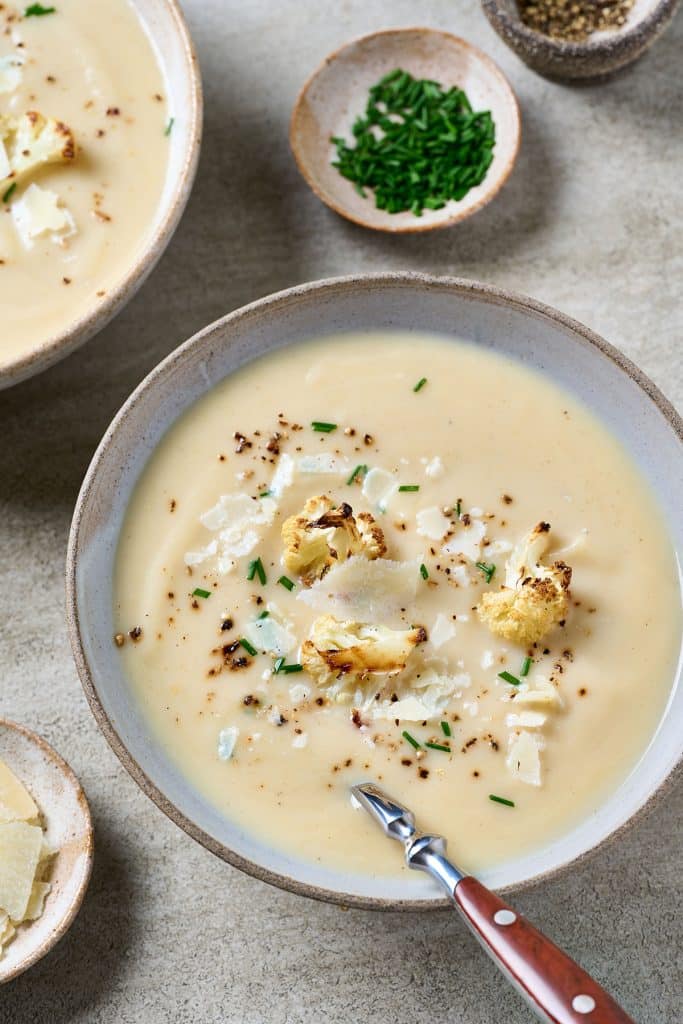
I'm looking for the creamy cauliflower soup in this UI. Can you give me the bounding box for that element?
[0,0,169,368]
[114,333,681,876]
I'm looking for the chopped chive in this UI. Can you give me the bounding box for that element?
[398,484,419,492]
[239,637,257,657]
[247,557,266,585]
[257,610,270,620]
[259,490,272,498]
[425,741,451,753]
[455,499,462,518]
[273,656,285,673]
[498,670,521,687]
[489,794,515,808]
[311,421,337,433]
[2,182,17,204]
[419,563,429,580]
[476,561,496,584]
[24,3,56,15]
[402,730,421,750]
[192,587,211,599]
[520,656,532,677]
[346,463,368,485]
[278,575,295,591]
[164,116,174,136]
[413,377,427,393]
[281,663,303,674]
[440,720,451,737]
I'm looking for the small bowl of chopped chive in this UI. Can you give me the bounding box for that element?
[482,0,680,80]
[289,28,520,233]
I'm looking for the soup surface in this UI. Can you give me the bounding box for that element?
[114,333,681,878]
[0,0,169,368]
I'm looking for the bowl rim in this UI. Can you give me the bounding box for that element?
[289,27,521,234]
[481,0,681,57]
[66,272,682,910]
[0,717,94,983]
[0,0,204,390]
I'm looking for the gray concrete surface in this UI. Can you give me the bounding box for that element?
[1,1,681,1021]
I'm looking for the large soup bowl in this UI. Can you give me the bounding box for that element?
[66,274,683,909]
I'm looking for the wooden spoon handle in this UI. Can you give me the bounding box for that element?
[453,877,636,1024]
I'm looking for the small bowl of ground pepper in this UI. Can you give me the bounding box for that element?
[482,0,680,80]
[290,28,520,232]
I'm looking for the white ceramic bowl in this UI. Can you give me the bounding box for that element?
[0,719,93,983]
[66,274,682,909]
[1,0,202,390]
[290,29,520,232]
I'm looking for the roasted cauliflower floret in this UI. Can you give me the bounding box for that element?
[0,111,76,190]
[281,496,386,586]
[477,522,572,645]
[301,614,426,688]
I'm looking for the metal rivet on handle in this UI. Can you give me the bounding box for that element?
[493,909,517,926]
[572,994,596,1014]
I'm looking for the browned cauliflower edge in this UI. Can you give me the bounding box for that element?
[476,522,572,646]
[0,111,76,190]
[281,496,385,586]
[300,614,426,688]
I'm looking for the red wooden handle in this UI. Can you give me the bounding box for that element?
[453,877,636,1024]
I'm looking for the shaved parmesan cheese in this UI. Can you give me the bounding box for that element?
[416,506,451,541]
[484,538,513,556]
[0,140,9,181]
[243,612,295,656]
[506,711,547,729]
[450,564,471,586]
[217,727,239,761]
[297,554,420,623]
[507,731,543,786]
[480,649,495,669]
[298,453,350,475]
[0,54,23,95]
[0,821,44,921]
[269,452,294,497]
[0,759,38,824]
[0,912,15,956]
[185,494,276,574]
[362,467,397,511]
[514,677,562,707]
[23,880,51,922]
[289,682,311,704]
[12,184,76,249]
[292,732,308,749]
[429,612,456,650]
[443,518,487,561]
[369,669,468,721]
[423,456,444,479]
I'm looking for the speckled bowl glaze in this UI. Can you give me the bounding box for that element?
[290,29,520,232]
[0,720,93,983]
[0,0,202,390]
[482,0,680,80]
[66,274,682,910]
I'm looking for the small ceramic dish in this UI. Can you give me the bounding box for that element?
[482,0,680,80]
[66,273,682,910]
[0,719,93,984]
[1,0,202,390]
[290,28,520,232]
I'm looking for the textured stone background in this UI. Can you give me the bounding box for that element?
[1,1,681,1021]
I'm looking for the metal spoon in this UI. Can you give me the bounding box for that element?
[352,782,635,1024]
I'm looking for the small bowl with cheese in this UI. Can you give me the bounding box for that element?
[0,0,202,388]
[0,719,93,984]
